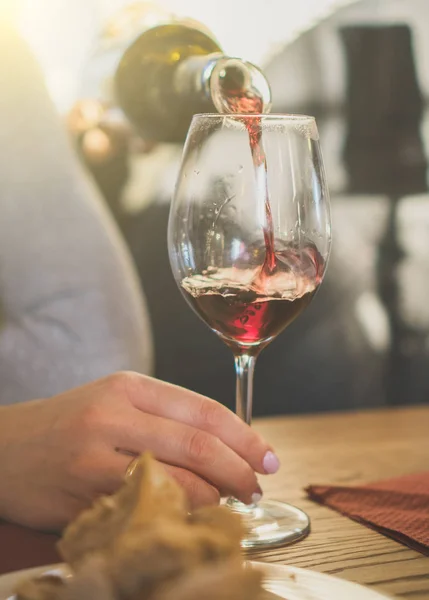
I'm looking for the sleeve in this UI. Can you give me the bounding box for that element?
[0,24,153,404]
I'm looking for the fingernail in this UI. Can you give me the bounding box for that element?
[251,485,263,504]
[263,451,280,474]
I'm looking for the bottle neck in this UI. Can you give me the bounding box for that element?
[174,53,272,116]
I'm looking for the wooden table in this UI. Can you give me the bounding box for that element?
[253,405,429,599]
[0,406,428,598]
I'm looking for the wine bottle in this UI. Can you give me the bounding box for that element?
[78,2,271,143]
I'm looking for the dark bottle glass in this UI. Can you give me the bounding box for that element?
[79,3,271,143]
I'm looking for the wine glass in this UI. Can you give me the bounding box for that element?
[168,113,331,549]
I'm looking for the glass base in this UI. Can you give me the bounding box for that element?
[226,498,310,550]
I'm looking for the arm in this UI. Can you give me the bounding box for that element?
[0,25,153,404]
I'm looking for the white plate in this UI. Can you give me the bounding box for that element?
[250,561,395,600]
[0,562,395,600]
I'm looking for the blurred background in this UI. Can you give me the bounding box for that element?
[4,0,429,416]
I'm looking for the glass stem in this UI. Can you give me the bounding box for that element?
[234,353,256,425]
[227,353,258,514]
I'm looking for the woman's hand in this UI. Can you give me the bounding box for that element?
[0,372,279,531]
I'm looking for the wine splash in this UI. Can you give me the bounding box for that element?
[182,244,324,352]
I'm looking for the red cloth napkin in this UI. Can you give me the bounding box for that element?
[306,471,429,556]
[0,521,60,575]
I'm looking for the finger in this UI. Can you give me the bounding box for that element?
[66,447,127,498]
[123,373,279,475]
[76,449,220,509]
[112,411,262,505]
[160,464,220,508]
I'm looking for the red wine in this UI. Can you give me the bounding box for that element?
[181,245,323,352]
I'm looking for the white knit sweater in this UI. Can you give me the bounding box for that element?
[0,25,153,404]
